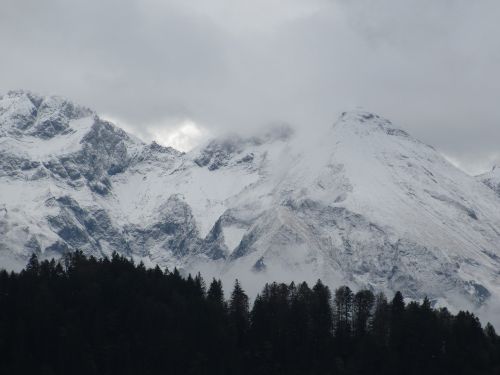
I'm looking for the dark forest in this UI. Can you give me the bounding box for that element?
[0,252,499,375]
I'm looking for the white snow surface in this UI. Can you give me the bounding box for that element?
[1,91,500,324]
[478,165,500,198]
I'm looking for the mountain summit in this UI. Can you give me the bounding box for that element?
[1,91,500,318]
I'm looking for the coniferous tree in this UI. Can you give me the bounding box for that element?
[391,291,405,316]
[447,311,489,374]
[1,254,499,375]
[207,278,225,308]
[229,279,250,347]
[311,280,333,370]
[194,272,206,298]
[313,280,334,336]
[353,289,375,338]
[25,253,40,275]
[484,322,500,372]
[371,292,390,345]
[334,285,353,341]
[389,291,406,374]
[288,282,313,373]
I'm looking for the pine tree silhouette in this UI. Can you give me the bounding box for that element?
[0,254,498,375]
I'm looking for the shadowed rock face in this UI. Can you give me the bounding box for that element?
[1,92,500,316]
[75,119,134,193]
[45,195,132,257]
[193,125,293,171]
[1,94,138,194]
[127,194,202,260]
[194,137,243,170]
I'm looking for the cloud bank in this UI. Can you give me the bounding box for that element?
[1,0,499,173]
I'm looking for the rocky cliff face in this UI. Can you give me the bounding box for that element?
[1,90,500,318]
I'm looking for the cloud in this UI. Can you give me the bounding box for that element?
[1,0,499,174]
[102,114,209,152]
[151,120,208,152]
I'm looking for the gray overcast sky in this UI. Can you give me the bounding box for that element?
[1,0,499,174]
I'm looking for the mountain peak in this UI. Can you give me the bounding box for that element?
[339,109,383,122]
[0,90,93,138]
[2,90,86,113]
[335,109,411,140]
[5,89,40,101]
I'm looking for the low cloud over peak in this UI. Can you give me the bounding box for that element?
[1,0,499,174]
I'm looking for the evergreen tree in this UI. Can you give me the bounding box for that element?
[194,272,206,298]
[353,289,375,338]
[1,253,499,375]
[391,291,405,316]
[484,322,500,372]
[207,278,225,309]
[313,280,334,336]
[25,253,40,275]
[371,292,390,345]
[485,322,497,340]
[288,282,313,373]
[447,311,489,374]
[311,280,333,370]
[389,291,406,374]
[229,279,250,347]
[334,285,353,339]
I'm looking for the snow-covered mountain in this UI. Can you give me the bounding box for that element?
[478,166,500,198]
[1,90,500,317]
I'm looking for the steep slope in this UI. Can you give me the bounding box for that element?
[478,165,500,197]
[0,90,145,268]
[1,91,500,318]
[197,111,500,307]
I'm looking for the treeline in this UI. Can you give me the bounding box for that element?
[0,252,499,375]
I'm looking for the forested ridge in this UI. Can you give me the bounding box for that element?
[0,252,499,375]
